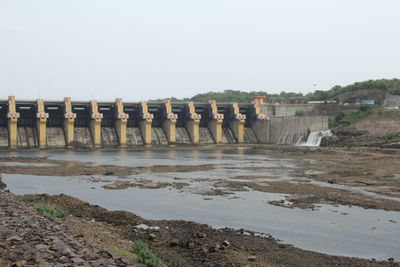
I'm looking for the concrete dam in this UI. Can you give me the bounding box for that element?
[0,96,328,149]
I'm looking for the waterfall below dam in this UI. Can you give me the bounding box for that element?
[126,127,144,146]
[101,127,119,147]
[278,129,332,146]
[175,127,191,144]
[17,127,38,148]
[199,127,214,144]
[151,127,168,145]
[300,130,332,147]
[46,127,66,148]
[0,127,8,148]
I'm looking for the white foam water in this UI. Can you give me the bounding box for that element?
[300,130,332,147]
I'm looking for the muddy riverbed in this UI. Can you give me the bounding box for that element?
[1,145,400,264]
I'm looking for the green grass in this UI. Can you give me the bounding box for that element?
[132,240,160,267]
[15,194,25,200]
[35,205,67,218]
[382,132,400,140]
[103,245,137,260]
[331,107,400,127]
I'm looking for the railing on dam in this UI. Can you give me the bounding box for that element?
[0,96,272,149]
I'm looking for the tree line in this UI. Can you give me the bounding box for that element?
[150,78,400,103]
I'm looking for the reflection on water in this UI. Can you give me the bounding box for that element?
[1,150,400,261]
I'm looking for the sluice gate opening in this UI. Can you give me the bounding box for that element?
[98,103,119,147]
[45,102,66,148]
[16,102,38,148]
[194,104,215,144]
[239,105,259,144]
[72,103,93,147]
[147,103,168,145]
[217,104,237,144]
[172,103,191,144]
[0,102,8,148]
[124,103,144,146]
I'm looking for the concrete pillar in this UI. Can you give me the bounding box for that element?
[139,102,153,145]
[7,96,19,149]
[90,100,103,148]
[251,96,269,143]
[185,102,201,144]
[162,99,178,144]
[207,100,224,143]
[63,97,76,147]
[229,103,246,143]
[114,98,129,148]
[36,99,49,148]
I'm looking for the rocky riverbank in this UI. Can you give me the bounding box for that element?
[0,187,398,267]
[0,188,138,266]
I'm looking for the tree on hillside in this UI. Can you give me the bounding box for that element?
[148,78,400,103]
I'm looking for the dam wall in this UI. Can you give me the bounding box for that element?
[267,116,329,144]
[0,96,329,149]
[261,103,360,117]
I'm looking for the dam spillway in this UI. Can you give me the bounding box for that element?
[0,96,329,149]
[0,96,271,149]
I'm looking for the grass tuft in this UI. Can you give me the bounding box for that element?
[35,205,67,218]
[382,132,400,140]
[103,245,137,260]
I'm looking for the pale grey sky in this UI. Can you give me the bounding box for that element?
[0,0,399,101]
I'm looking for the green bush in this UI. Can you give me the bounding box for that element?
[35,205,67,218]
[132,240,160,267]
[295,110,305,116]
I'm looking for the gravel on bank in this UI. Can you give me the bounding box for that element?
[0,189,136,267]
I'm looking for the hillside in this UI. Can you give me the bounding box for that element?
[150,78,400,103]
[308,78,400,101]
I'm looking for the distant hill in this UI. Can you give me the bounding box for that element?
[149,78,400,103]
[308,79,400,101]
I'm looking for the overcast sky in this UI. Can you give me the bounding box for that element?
[0,0,399,101]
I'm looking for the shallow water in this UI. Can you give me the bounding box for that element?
[1,150,400,260]
[0,162,60,167]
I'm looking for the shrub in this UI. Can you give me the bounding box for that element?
[132,240,160,267]
[295,110,305,116]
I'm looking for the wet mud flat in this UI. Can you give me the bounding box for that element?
[1,145,400,265]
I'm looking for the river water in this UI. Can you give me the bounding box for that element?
[1,149,399,261]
